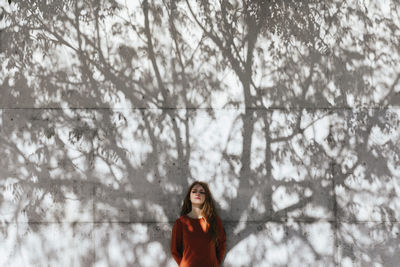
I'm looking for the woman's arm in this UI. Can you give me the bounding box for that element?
[216,216,226,265]
[171,219,183,265]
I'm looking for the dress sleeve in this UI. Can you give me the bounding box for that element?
[216,216,226,265]
[171,219,183,265]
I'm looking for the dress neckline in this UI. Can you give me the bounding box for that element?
[185,214,204,220]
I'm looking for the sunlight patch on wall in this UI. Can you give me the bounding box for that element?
[272,186,300,212]
[226,223,288,267]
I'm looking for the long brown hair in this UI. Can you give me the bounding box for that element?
[180,181,222,246]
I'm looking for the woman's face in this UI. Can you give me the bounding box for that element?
[190,184,206,206]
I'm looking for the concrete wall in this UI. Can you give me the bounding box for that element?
[0,0,399,266]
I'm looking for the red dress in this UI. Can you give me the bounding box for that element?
[171,215,226,267]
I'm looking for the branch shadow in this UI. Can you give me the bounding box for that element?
[0,0,399,266]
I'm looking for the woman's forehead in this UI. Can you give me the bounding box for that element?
[192,184,205,190]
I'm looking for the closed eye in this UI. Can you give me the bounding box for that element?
[192,191,205,194]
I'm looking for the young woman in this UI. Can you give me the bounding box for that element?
[171,181,226,267]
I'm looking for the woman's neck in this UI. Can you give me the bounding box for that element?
[188,207,203,218]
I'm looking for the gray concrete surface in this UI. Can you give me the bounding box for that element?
[0,0,399,266]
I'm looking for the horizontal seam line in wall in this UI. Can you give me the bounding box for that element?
[2,220,400,224]
[0,107,400,111]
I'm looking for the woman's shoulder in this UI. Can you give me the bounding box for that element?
[174,215,188,223]
[215,214,224,225]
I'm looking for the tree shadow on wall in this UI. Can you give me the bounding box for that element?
[0,0,400,266]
